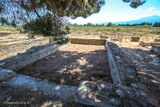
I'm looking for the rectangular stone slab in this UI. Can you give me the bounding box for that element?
[130,37,140,42]
[106,42,136,86]
[139,41,160,47]
[6,74,77,100]
[154,38,160,42]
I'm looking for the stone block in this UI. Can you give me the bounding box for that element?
[70,38,106,45]
[74,81,118,107]
[0,42,58,70]
[130,37,140,42]
[154,38,160,42]
[0,68,16,81]
[6,74,77,100]
[151,46,160,55]
[111,39,119,42]
[139,41,160,47]
[105,42,136,86]
[100,35,108,39]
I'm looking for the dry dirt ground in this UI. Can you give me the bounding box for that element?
[17,44,112,86]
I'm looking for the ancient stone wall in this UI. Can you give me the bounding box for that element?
[139,41,160,47]
[71,38,106,45]
[106,42,136,85]
[0,38,50,59]
[105,42,159,107]
[0,42,58,71]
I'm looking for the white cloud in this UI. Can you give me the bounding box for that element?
[69,6,160,25]
[148,7,156,12]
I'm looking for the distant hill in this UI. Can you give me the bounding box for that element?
[114,15,160,25]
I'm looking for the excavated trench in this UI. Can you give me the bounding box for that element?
[17,44,112,86]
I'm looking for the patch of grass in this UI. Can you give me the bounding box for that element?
[69,25,160,38]
[0,26,17,31]
[151,31,160,35]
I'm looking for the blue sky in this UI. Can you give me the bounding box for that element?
[69,0,160,24]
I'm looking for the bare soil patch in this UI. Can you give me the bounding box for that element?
[17,44,112,86]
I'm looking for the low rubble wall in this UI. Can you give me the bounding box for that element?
[0,42,58,71]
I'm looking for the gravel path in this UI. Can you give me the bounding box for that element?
[17,44,112,86]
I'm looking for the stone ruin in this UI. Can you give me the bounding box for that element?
[0,40,160,107]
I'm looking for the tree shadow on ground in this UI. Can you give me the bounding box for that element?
[121,47,160,104]
[1,48,111,107]
[0,84,90,107]
[17,49,112,86]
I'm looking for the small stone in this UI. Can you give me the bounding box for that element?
[32,88,37,91]
[43,92,48,96]
[7,96,12,101]
[0,68,17,81]
[116,89,125,98]
[109,97,121,106]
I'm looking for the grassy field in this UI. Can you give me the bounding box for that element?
[0,26,17,31]
[1,25,159,36]
[69,25,160,36]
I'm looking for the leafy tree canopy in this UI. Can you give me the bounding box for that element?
[0,0,146,37]
[0,0,146,21]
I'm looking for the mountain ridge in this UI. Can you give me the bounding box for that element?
[114,15,160,25]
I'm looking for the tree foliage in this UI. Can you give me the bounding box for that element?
[122,0,146,8]
[0,0,146,36]
[23,12,69,36]
[153,22,160,27]
[0,0,146,22]
[107,22,113,27]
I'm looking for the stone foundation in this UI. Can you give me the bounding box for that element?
[130,36,140,42]
[6,74,77,100]
[0,42,58,71]
[0,41,159,107]
[154,38,160,42]
[0,38,50,59]
[139,41,160,47]
[70,38,106,45]
[105,42,159,107]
